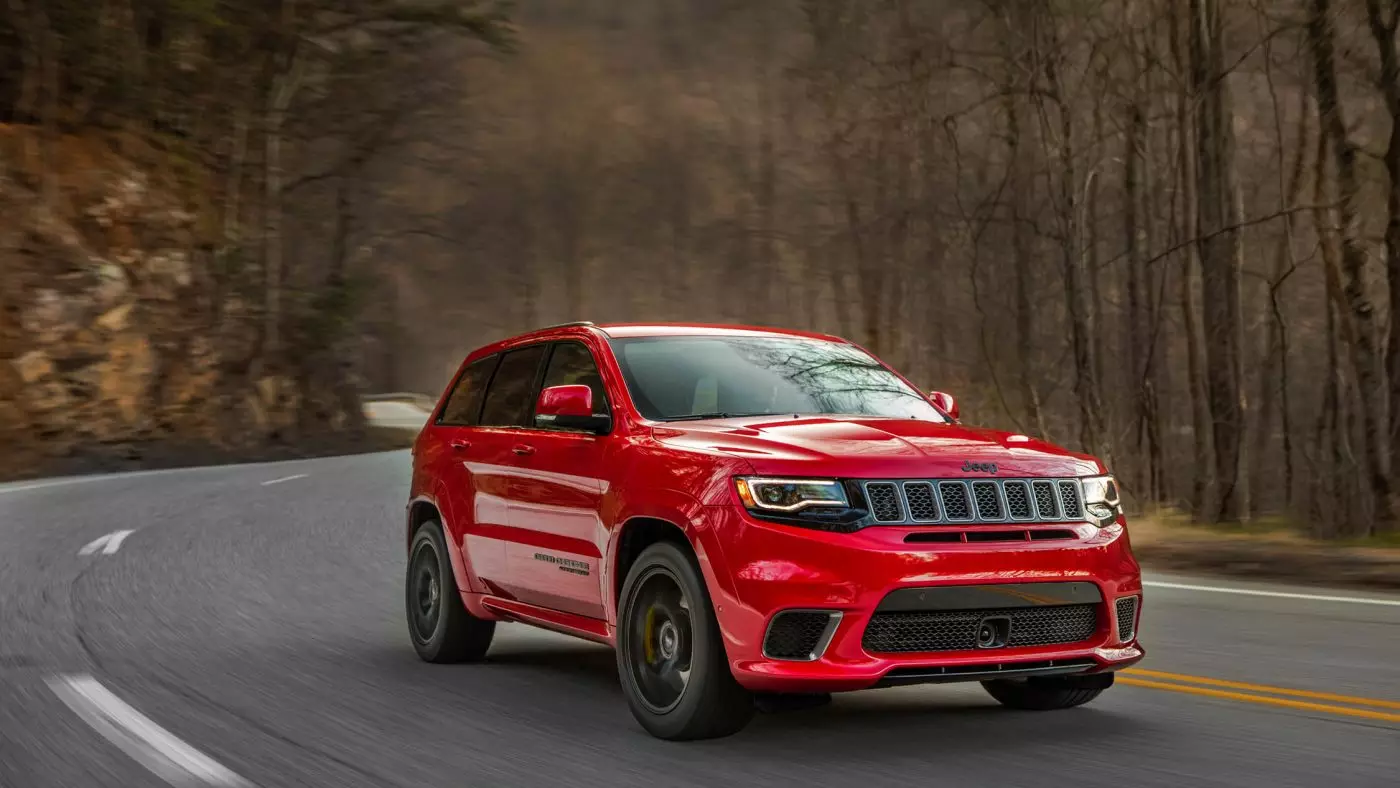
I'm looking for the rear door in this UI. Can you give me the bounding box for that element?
[459,343,549,600]
[422,353,498,593]
[502,340,613,620]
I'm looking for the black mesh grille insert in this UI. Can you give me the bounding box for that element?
[940,482,972,520]
[862,605,1098,653]
[866,482,902,522]
[971,481,1003,520]
[1033,481,1059,519]
[764,611,834,659]
[1115,596,1138,642]
[1058,481,1083,520]
[904,482,939,521]
[1004,481,1033,519]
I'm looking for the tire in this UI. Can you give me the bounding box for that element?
[616,542,754,740]
[981,673,1113,711]
[407,521,495,663]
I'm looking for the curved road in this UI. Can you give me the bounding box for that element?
[1,448,1397,787]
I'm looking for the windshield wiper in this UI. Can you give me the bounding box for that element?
[662,412,781,422]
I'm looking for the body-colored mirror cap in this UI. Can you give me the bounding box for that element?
[537,384,593,418]
[929,390,959,420]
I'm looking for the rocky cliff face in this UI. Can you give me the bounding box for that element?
[0,126,359,479]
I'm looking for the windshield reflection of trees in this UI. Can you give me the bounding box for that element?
[720,339,939,420]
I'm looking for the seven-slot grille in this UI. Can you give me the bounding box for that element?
[863,604,1098,653]
[860,477,1088,525]
[1114,596,1138,642]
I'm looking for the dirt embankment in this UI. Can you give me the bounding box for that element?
[0,126,375,481]
[1130,517,1400,591]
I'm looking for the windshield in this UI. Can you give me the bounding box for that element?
[609,335,947,422]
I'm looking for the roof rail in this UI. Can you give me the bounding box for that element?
[538,321,596,330]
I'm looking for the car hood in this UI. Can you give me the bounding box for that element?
[650,415,1103,479]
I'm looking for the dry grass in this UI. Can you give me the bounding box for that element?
[1128,507,1400,590]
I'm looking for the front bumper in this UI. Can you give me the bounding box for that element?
[702,506,1144,693]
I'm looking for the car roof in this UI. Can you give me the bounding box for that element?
[463,322,852,363]
[594,322,848,342]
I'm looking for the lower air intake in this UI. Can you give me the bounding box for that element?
[863,604,1097,653]
[763,610,838,661]
[1115,596,1138,642]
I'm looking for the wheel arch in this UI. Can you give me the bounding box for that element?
[613,516,692,605]
[407,496,441,549]
[406,492,480,595]
[605,495,740,630]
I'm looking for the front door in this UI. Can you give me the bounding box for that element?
[502,340,614,621]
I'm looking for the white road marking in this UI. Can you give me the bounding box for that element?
[1143,580,1400,607]
[260,473,308,486]
[79,530,135,557]
[46,675,253,787]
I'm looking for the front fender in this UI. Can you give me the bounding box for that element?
[605,489,742,634]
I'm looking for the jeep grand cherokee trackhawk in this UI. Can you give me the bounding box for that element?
[405,322,1144,740]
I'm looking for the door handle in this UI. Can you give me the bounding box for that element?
[511,444,535,456]
[449,440,471,451]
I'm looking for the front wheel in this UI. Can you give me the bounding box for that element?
[616,542,753,740]
[982,672,1113,710]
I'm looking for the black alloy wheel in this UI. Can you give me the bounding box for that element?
[616,542,753,740]
[406,521,495,663]
[625,568,694,713]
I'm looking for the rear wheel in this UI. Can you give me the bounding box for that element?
[981,672,1113,710]
[616,542,753,740]
[407,521,494,663]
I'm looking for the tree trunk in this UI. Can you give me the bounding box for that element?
[1252,93,1310,514]
[1004,84,1047,438]
[1124,85,1150,499]
[1308,0,1395,529]
[1171,3,1214,518]
[263,49,305,362]
[1367,0,1400,532]
[1039,11,1106,459]
[1189,0,1247,522]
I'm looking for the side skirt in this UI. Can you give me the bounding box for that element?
[474,593,614,647]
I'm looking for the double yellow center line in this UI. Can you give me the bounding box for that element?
[1119,668,1400,724]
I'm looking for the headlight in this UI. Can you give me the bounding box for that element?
[1081,474,1122,527]
[735,477,848,513]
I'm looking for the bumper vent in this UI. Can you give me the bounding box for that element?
[1115,596,1138,642]
[859,477,1089,526]
[763,610,840,661]
[863,604,1098,654]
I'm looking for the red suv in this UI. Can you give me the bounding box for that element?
[405,322,1143,739]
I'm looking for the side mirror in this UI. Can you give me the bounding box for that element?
[536,385,610,433]
[929,390,960,421]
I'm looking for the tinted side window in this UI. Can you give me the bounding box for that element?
[438,355,498,426]
[479,345,547,427]
[540,342,610,417]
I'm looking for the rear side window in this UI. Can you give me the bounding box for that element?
[540,342,610,417]
[479,345,547,427]
[438,355,498,426]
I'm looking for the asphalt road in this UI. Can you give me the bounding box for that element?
[1,448,1397,788]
